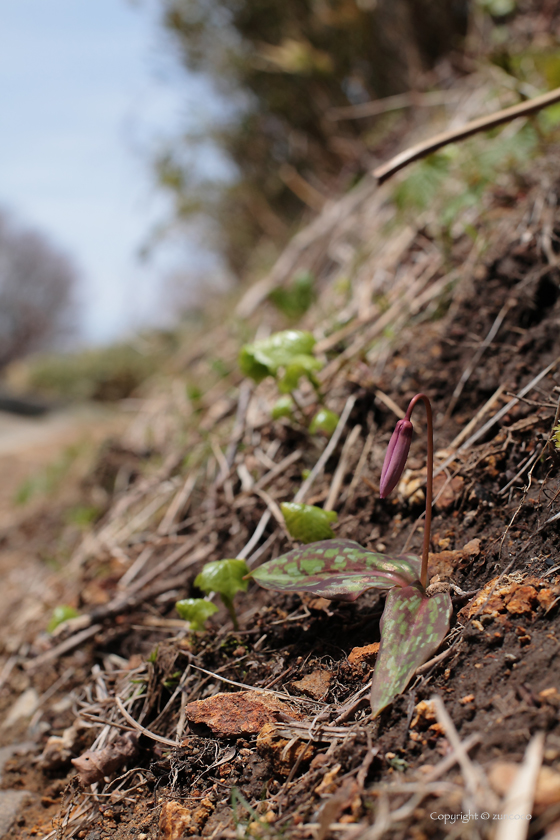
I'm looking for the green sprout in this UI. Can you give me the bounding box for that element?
[175,598,219,631]
[238,329,317,385]
[271,395,295,420]
[194,558,250,630]
[553,423,560,449]
[268,271,316,319]
[309,407,339,437]
[238,329,339,432]
[47,605,80,634]
[281,502,337,543]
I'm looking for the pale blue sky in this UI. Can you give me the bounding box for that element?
[0,0,227,344]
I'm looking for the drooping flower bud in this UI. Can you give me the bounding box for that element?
[379,418,413,498]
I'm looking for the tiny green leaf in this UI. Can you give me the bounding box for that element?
[309,408,339,437]
[175,598,219,631]
[271,395,295,420]
[47,605,80,634]
[250,539,420,600]
[195,559,250,601]
[281,502,337,543]
[277,354,322,393]
[239,330,316,383]
[268,272,315,319]
[370,586,452,716]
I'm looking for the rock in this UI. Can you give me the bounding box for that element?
[348,644,379,670]
[158,799,214,839]
[506,584,538,615]
[428,539,480,582]
[410,700,436,729]
[185,691,300,737]
[291,670,332,700]
[256,723,314,776]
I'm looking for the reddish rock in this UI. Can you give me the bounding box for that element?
[185,691,299,737]
[348,643,380,670]
[291,669,332,700]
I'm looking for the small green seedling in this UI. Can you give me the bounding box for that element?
[271,395,295,420]
[268,271,316,319]
[175,598,219,631]
[250,393,453,717]
[281,502,337,543]
[238,329,339,434]
[194,558,250,630]
[47,605,80,634]
[239,329,319,390]
[309,407,340,437]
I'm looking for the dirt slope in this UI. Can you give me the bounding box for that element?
[4,110,560,840]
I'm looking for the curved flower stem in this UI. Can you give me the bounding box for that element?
[404,394,433,589]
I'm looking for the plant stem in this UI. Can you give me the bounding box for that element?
[222,595,239,631]
[289,390,308,423]
[404,394,433,590]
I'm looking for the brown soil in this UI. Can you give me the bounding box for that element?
[4,156,560,840]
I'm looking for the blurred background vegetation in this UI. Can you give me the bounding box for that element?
[4,0,560,405]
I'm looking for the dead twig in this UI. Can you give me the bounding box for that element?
[374,85,560,183]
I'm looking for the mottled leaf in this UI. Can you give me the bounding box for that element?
[370,586,452,716]
[239,330,316,383]
[309,408,340,437]
[281,502,337,543]
[195,559,249,601]
[175,598,219,631]
[250,539,421,601]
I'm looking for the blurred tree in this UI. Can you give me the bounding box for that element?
[0,210,78,369]
[156,0,470,272]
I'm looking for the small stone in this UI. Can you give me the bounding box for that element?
[291,670,332,700]
[506,585,538,615]
[185,691,300,737]
[348,644,380,670]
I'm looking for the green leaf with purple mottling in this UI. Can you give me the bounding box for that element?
[370,586,452,716]
[250,539,421,601]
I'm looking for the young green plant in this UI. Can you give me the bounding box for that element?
[249,393,452,716]
[238,329,339,434]
[192,558,250,631]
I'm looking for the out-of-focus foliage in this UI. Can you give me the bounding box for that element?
[0,210,78,369]
[238,329,317,384]
[7,335,175,403]
[156,0,470,271]
[47,605,80,634]
[268,271,316,319]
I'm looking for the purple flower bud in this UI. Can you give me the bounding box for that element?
[379,418,413,498]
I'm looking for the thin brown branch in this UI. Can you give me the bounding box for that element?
[374,85,560,184]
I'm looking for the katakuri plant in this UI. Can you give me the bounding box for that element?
[249,393,452,716]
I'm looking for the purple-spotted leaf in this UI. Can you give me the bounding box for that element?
[370,585,452,716]
[250,539,421,601]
